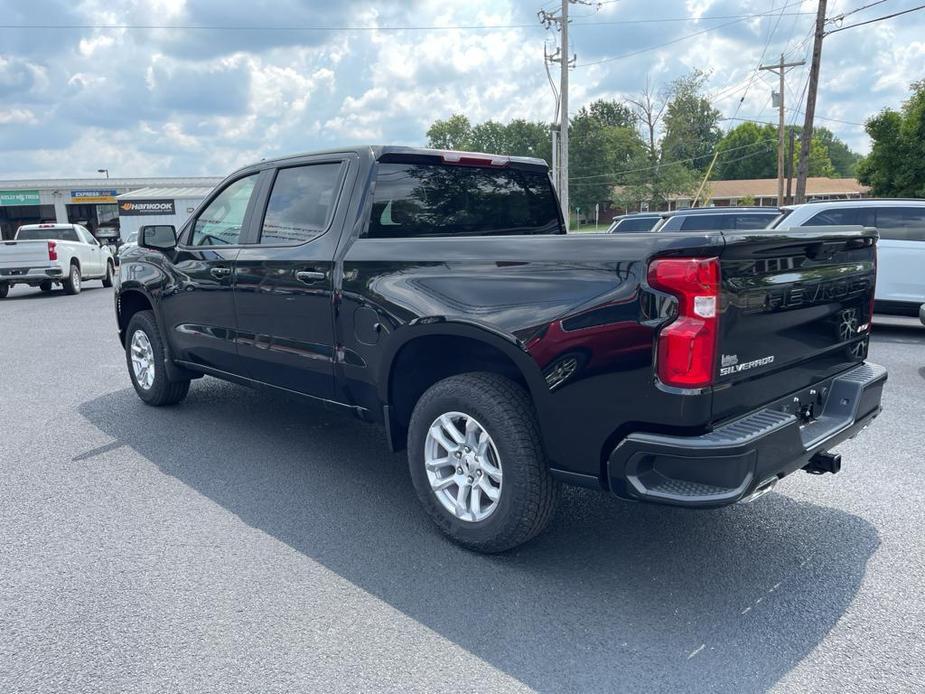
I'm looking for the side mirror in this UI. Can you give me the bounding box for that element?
[139,225,177,251]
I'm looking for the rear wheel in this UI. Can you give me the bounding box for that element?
[63,263,81,295]
[0,284,8,299]
[101,261,114,288]
[125,310,190,406]
[39,281,53,293]
[407,372,558,553]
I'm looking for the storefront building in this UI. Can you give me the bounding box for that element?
[0,177,220,240]
[116,187,216,241]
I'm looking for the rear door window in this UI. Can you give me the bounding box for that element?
[806,207,874,226]
[732,213,778,229]
[875,207,925,241]
[259,162,345,245]
[367,161,562,238]
[679,214,730,231]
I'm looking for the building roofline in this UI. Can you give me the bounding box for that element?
[0,177,222,190]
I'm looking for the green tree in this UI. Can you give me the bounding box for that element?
[468,120,508,154]
[426,114,472,150]
[813,127,861,177]
[857,80,925,196]
[712,121,838,180]
[586,99,637,129]
[613,156,700,210]
[712,122,778,180]
[426,115,552,164]
[568,106,646,212]
[660,70,722,172]
[802,138,837,178]
[503,119,552,163]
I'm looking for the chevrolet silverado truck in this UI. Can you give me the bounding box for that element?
[114,146,886,552]
[0,223,114,297]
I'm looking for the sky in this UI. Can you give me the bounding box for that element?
[0,0,923,179]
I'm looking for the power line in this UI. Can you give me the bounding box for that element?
[568,138,778,183]
[576,0,809,67]
[0,12,816,33]
[831,0,890,21]
[569,145,778,186]
[825,2,925,33]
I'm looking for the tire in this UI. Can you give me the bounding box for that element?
[407,372,558,553]
[63,263,81,295]
[102,261,114,288]
[125,310,190,406]
[0,284,8,299]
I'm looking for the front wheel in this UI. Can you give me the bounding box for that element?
[102,261,114,288]
[407,372,558,553]
[125,310,190,406]
[63,264,81,295]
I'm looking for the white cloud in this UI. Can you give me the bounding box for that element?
[1,0,922,176]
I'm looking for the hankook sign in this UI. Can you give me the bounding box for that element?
[119,199,176,216]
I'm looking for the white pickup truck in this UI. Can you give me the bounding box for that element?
[0,223,115,298]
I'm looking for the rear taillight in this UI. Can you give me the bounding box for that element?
[647,257,720,388]
[47,241,57,261]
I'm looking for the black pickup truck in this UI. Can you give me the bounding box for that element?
[114,146,886,552]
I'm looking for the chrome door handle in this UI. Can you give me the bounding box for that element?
[295,270,326,283]
[210,266,232,278]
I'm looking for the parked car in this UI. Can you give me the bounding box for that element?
[653,206,781,232]
[920,304,925,326]
[0,223,115,297]
[606,212,661,233]
[771,199,925,316]
[114,146,886,552]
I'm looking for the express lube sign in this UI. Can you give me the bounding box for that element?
[119,199,176,216]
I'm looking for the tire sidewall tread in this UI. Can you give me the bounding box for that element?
[407,372,558,553]
[125,310,190,407]
[63,264,81,295]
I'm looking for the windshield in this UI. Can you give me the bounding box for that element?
[126,232,138,243]
[16,227,79,242]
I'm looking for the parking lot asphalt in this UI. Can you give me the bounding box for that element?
[1,282,923,693]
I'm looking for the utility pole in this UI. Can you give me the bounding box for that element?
[560,0,569,228]
[795,0,827,203]
[539,1,589,231]
[786,128,795,203]
[759,54,804,206]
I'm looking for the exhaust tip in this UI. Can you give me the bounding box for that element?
[741,476,778,503]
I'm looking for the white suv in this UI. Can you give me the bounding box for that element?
[772,199,925,316]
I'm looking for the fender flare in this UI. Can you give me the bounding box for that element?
[117,281,201,382]
[377,319,554,436]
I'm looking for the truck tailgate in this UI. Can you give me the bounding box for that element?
[0,241,53,270]
[713,226,877,424]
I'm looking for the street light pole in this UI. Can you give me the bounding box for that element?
[97,169,110,179]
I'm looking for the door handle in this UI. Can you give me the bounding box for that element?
[210,266,232,279]
[295,270,326,284]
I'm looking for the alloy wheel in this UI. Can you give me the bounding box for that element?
[424,411,503,522]
[130,329,155,390]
